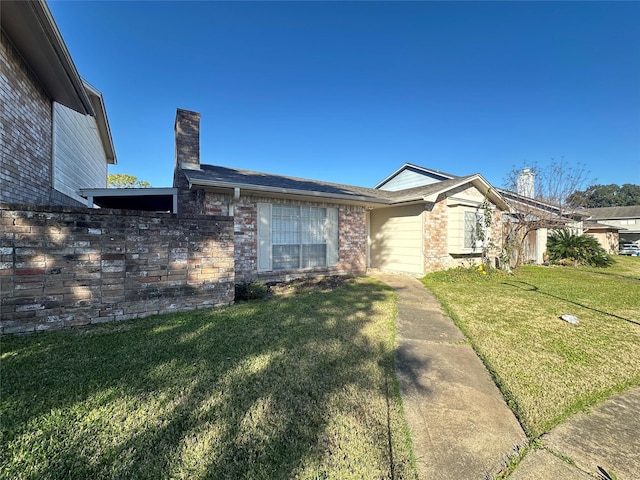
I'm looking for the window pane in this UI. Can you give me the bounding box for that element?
[302,208,326,244]
[273,205,300,244]
[273,245,300,270]
[464,211,476,248]
[302,244,326,268]
[269,205,334,270]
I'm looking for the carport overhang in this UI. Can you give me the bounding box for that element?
[78,188,179,213]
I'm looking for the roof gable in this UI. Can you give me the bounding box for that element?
[374,163,457,191]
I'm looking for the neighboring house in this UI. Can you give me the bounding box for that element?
[172,109,509,280]
[1,0,116,207]
[583,221,621,255]
[582,205,640,247]
[496,188,586,264]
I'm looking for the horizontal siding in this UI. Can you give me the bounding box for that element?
[379,170,441,191]
[53,102,107,204]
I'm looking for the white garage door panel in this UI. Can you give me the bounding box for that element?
[370,204,424,275]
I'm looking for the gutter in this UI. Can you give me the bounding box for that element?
[189,178,392,206]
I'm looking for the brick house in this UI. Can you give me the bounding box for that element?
[1,0,116,207]
[580,205,640,254]
[173,109,510,280]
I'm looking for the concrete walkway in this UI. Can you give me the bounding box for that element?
[510,386,640,480]
[371,273,640,480]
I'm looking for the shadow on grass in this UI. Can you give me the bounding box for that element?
[502,280,640,326]
[1,279,411,479]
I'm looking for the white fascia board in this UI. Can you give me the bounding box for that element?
[190,178,391,206]
[373,162,456,189]
[83,80,117,165]
[78,187,178,197]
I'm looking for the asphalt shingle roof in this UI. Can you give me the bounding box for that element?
[183,164,478,205]
[581,205,640,220]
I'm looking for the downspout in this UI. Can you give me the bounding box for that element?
[229,187,240,216]
[366,210,371,268]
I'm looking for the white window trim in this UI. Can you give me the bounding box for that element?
[464,210,489,250]
[257,203,339,272]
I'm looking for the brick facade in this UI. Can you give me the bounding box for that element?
[1,31,54,206]
[337,204,367,275]
[0,204,234,334]
[423,200,450,272]
[423,186,505,273]
[200,191,367,282]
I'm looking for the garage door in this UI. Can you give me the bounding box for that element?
[370,204,424,275]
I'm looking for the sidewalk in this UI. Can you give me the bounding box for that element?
[510,386,640,480]
[371,273,640,480]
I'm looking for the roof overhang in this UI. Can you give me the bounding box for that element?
[83,81,117,165]
[415,174,510,210]
[1,0,94,115]
[584,223,622,232]
[497,188,589,220]
[78,188,178,213]
[188,178,392,207]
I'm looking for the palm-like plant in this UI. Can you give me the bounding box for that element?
[547,229,613,267]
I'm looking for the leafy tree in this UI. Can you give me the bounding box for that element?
[567,183,640,208]
[501,160,592,268]
[547,229,613,267]
[107,174,151,188]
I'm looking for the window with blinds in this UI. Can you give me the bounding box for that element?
[258,204,338,271]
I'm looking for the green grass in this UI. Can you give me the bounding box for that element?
[422,257,640,439]
[1,277,416,480]
[580,254,640,280]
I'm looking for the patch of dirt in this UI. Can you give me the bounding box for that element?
[269,275,354,297]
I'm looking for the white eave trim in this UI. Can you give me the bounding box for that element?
[392,175,509,210]
[2,0,94,115]
[79,187,178,197]
[83,80,117,165]
[373,162,456,189]
[189,178,392,206]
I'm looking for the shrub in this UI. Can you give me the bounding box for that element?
[235,280,271,300]
[547,229,613,267]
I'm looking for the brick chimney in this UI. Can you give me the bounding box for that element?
[175,109,201,170]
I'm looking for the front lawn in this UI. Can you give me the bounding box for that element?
[422,256,640,439]
[1,277,416,480]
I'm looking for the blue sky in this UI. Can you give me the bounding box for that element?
[48,1,640,190]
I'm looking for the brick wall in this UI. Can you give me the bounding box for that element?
[423,200,451,272]
[423,186,506,273]
[173,169,205,215]
[0,204,234,334]
[202,191,367,282]
[1,31,54,206]
[337,204,367,274]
